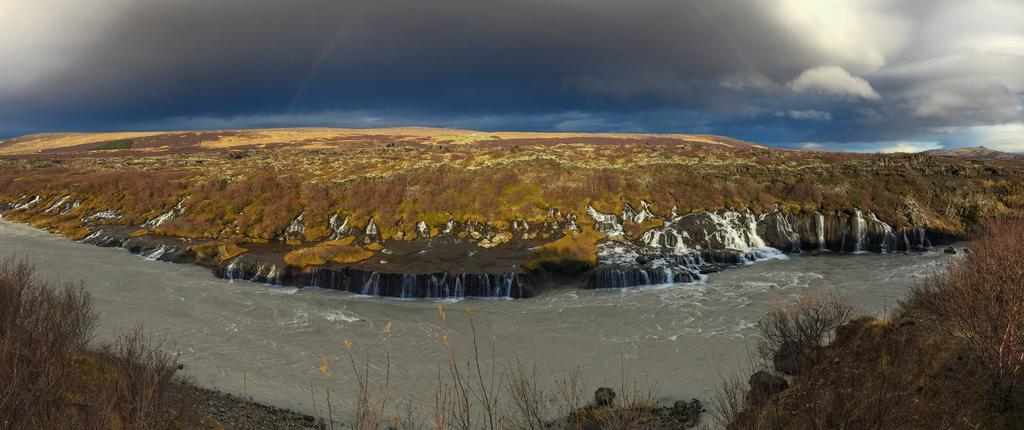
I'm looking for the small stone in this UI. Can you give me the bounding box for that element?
[943,246,956,254]
[594,387,616,406]
[669,399,703,425]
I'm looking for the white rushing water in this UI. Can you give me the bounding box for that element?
[0,220,957,417]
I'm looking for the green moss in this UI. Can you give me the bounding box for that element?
[91,139,134,151]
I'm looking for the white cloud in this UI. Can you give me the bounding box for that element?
[0,0,133,93]
[906,78,1020,121]
[957,34,1024,56]
[946,122,1024,152]
[778,110,832,121]
[773,0,910,74]
[788,66,881,100]
[876,141,942,153]
[793,140,943,153]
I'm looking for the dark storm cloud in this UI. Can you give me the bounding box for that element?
[1,0,1022,149]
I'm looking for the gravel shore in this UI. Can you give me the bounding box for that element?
[176,382,323,429]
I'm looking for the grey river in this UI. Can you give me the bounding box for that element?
[0,220,955,418]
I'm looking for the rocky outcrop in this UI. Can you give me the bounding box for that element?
[219,255,532,299]
[747,371,789,403]
[280,214,305,242]
[78,226,533,299]
[4,194,955,299]
[327,214,351,239]
[142,198,186,228]
[766,209,931,253]
[584,205,942,290]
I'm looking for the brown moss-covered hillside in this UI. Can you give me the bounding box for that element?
[722,219,1024,429]
[1,128,1022,248]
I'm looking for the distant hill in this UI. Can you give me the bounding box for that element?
[0,127,765,155]
[922,146,1023,160]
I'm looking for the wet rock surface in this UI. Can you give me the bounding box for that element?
[9,198,958,299]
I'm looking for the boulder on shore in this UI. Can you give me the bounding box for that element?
[747,371,789,403]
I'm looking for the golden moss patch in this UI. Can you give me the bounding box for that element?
[129,228,154,238]
[188,242,248,263]
[523,227,604,271]
[283,240,374,268]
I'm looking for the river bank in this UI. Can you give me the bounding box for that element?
[176,382,319,429]
[0,218,961,421]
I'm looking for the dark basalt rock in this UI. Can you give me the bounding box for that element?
[80,226,535,299]
[216,256,534,299]
[669,399,704,427]
[21,201,962,299]
[773,210,932,253]
[305,266,531,299]
[594,387,616,406]
[747,371,789,403]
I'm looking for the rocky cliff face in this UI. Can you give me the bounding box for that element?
[758,209,930,253]
[78,226,536,299]
[4,192,950,299]
[583,205,937,290]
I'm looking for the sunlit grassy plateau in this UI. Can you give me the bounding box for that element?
[2,127,1023,275]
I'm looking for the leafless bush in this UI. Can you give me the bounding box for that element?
[909,218,1024,410]
[503,358,548,430]
[0,257,97,428]
[554,361,584,429]
[710,369,750,429]
[0,257,189,429]
[757,294,853,374]
[95,325,187,427]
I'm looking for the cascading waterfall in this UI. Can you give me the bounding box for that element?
[18,197,948,299]
[143,245,168,260]
[13,196,41,211]
[223,257,245,281]
[851,209,868,253]
[815,212,826,250]
[361,271,381,296]
[44,196,69,213]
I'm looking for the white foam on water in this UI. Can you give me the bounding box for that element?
[320,310,361,323]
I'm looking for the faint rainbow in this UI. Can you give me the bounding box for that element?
[286,26,349,115]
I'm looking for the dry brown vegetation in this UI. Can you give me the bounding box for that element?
[908,218,1024,411]
[5,131,1022,279]
[720,218,1024,429]
[3,128,1022,260]
[312,306,696,430]
[0,258,198,429]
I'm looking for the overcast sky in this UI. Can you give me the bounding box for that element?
[1,0,1022,152]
